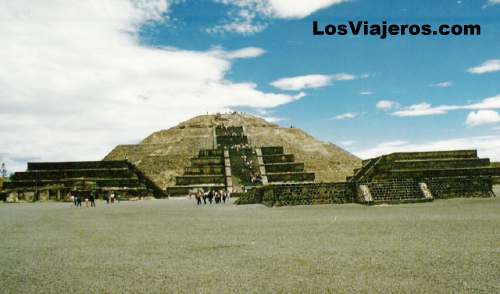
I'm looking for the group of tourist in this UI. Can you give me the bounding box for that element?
[69,191,119,207]
[217,125,239,137]
[70,193,96,208]
[241,154,253,168]
[230,143,250,152]
[190,189,231,205]
[250,173,263,184]
[241,153,263,184]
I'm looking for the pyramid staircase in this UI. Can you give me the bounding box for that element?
[166,126,315,196]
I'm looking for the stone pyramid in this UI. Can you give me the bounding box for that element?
[104,113,361,192]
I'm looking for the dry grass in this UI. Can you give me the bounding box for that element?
[1,188,499,293]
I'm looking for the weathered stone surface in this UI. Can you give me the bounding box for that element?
[237,182,355,206]
[5,161,164,201]
[237,150,499,206]
[104,113,361,190]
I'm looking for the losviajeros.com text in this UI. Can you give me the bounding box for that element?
[313,21,481,39]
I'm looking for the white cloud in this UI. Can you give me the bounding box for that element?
[333,113,357,120]
[467,59,500,74]
[261,116,286,123]
[391,94,500,117]
[331,73,356,81]
[360,91,373,95]
[392,103,450,117]
[270,73,360,91]
[223,47,266,59]
[0,0,305,171]
[265,0,348,19]
[210,0,347,34]
[430,81,453,88]
[485,0,500,6]
[354,136,500,161]
[466,110,500,127]
[376,100,399,111]
[270,74,333,91]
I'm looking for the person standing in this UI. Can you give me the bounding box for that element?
[196,192,202,205]
[110,192,115,204]
[208,190,213,204]
[222,190,227,203]
[76,195,82,207]
[71,193,76,206]
[90,191,96,207]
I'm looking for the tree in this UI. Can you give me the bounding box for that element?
[1,163,7,178]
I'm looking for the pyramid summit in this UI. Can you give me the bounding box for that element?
[104,112,361,193]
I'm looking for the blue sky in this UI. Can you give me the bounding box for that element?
[141,0,500,156]
[1,0,500,172]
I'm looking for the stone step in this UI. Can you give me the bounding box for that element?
[378,158,491,170]
[215,126,244,136]
[260,146,284,155]
[175,175,226,185]
[267,172,315,182]
[14,168,135,181]
[190,157,224,166]
[262,154,295,164]
[216,135,249,147]
[377,166,500,179]
[371,198,433,205]
[5,178,146,189]
[264,162,304,173]
[28,161,130,171]
[384,150,477,161]
[198,149,224,157]
[184,166,225,175]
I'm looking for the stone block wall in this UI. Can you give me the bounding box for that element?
[14,169,135,180]
[377,158,490,171]
[264,163,304,173]
[28,161,129,170]
[262,154,294,164]
[184,166,225,175]
[379,167,500,179]
[266,172,315,183]
[260,146,284,155]
[237,183,355,206]
[363,178,426,203]
[191,157,224,166]
[424,176,494,198]
[175,175,225,185]
[384,150,477,161]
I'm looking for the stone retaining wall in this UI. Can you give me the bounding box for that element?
[424,176,494,198]
[362,178,426,203]
[267,172,315,183]
[237,183,355,206]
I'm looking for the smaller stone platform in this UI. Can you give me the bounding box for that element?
[237,150,500,206]
[4,161,164,202]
